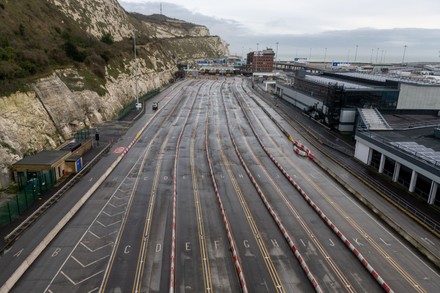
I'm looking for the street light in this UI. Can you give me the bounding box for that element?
[324,48,327,63]
[354,45,358,63]
[402,45,407,64]
[275,42,279,62]
[133,32,139,109]
[257,43,259,51]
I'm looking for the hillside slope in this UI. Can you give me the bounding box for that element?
[0,0,229,189]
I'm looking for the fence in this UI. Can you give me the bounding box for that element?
[0,169,56,228]
[118,88,160,120]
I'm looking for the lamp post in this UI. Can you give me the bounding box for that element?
[402,45,407,65]
[257,43,259,51]
[370,48,374,63]
[375,48,379,64]
[275,42,279,62]
[354,45,358,63]
[324,47,327,63]
[133,32,139,108]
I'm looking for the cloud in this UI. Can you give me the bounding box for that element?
[120,1,440,62]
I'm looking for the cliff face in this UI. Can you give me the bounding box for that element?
[49,0,133,41]
[0,0,229,189]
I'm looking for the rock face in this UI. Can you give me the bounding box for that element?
[0,0,229,189]
[49,0,133,41]
[134,13,211,38]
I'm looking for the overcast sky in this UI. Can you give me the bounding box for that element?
[120,0,440,63]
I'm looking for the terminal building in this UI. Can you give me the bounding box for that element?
[276,71,440,132]
[274,68,440,206]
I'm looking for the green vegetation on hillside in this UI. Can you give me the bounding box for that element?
[0,0,225,97]
[0,0,135,96]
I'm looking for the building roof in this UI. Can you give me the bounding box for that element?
[13,150,71,166]
[358,108,392,130]
[365,121,440,167]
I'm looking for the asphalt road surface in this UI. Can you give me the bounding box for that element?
[1,77,439,293]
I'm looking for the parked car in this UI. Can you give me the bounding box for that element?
[152,102,158,110]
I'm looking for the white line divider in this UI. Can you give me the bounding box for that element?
[221,93,323,293]
[169,88,200,292]
[235,84,394,293]
[205,96,249,293]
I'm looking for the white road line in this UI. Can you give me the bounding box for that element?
[80,242,113,253]
[60,270,104,286]
[71,255,110,268]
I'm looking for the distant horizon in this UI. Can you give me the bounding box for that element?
[120,1,440,63]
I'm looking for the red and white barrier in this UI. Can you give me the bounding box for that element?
[232,86,392,293]
[222,95,322,292]
[205,128,249,293]
[292,140,314,159]
[268,148,393,292]
[294,146,307,157]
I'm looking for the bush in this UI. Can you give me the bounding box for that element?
[0,61,22,79]
[85,53,105,67]
[19,24,25,36]
[20,49,49,67]
[0,47,17,61]
[64,41,86,62]
[90,63,105,79]
[100,32,114,45]
[19,60,37,75]
[100,52,110,63]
